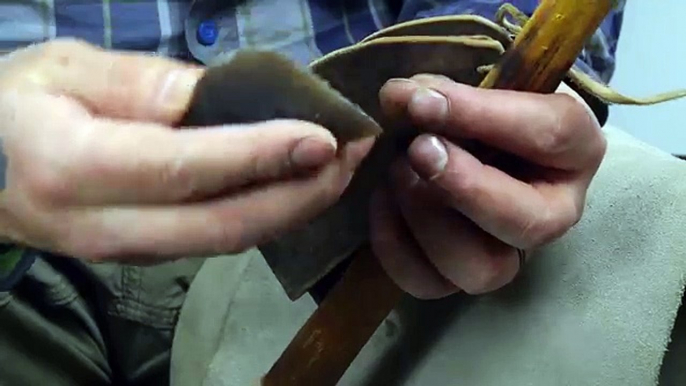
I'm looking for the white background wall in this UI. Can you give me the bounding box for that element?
[607,0,686,155]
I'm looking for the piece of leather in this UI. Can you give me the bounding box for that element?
[180,50,382,145]
[178,14,610,301]
[258,16,608,301]
[259,34,507,300]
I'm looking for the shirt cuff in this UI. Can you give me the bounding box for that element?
[0,245,37,291]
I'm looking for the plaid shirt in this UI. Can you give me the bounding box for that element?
[0,0,626,290]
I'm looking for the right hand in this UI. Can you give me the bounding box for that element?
[0,39,373,263]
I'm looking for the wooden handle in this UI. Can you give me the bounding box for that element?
[480,0,614,92]
[262,246,403,385]
[262,1,615,384]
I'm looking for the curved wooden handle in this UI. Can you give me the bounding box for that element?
[262,245,402,385]
[480,0,614,92]
[262,1,615,385]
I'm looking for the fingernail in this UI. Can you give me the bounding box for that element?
[158,68,203,115]
[383,78,419,93]
[411,73,453,83]
[290,136,337,169]
[379,79,418,119]
[409,87,448,123]
[410,135,448,180]
[386,78,415,85]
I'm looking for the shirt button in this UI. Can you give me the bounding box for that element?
[197,20,218,46]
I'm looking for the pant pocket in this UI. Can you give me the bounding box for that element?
[95,258,206,330]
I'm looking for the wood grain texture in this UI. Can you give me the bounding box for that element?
[480,0,614,92]
[261,1,615,385]
[262,246,404,386]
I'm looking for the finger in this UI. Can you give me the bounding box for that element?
[64,119,343,205]
[391,159,520,294]
[9,92,355,205]
[378,78,419,120]
[400,141,585,249]
[14,38,202,124]
[52,140,372,262]
[379,74,605,171]
[369,185,458,299]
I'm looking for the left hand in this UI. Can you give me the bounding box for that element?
[369,74,607,299]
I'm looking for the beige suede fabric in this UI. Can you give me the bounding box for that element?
[171,125,686,386]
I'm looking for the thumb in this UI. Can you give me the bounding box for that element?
[19,38,202,124]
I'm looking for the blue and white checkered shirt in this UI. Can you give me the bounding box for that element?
[1,0,625,80]
[0,0,626,290]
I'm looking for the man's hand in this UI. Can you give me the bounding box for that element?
[370,74,606,299]
[0,39,373,263]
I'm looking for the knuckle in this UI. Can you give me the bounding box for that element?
[317,179,346,210]
[570,192,586,221]
[249,148,282,181]
[458,262,509,295]
[61,227,119,263]
[35,38,94,64]
[67,232,152,264]
[457,247,518,295]
[77,244,119,263]
[588,130,608,169]
[562,195,585,233]
[55,232,105,263]
[22,167,72,204]
[520,196,583,248]
[536,117,574,157]
[306,169,347,210]
[211,212,251,255]
[449,96,486,134]
[3,38,97,88]
[406,287,442,300]
[536,94,588,155]
[323,174,346,201]
[410,73,453,87]
[53,214,146,264]
[446,167,479,200]
[247,142,295,181]
[15,39,98,85]
[247,150,263,180]
[552,193,585,237]
[405,283,456,300]
[155,154,198,200]
[518,211,553,248]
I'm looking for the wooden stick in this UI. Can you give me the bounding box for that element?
[480,0,614,91]
[262,1,614,384]
[261,245,403,385]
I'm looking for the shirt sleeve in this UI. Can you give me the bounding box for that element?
[0,245,37,291]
